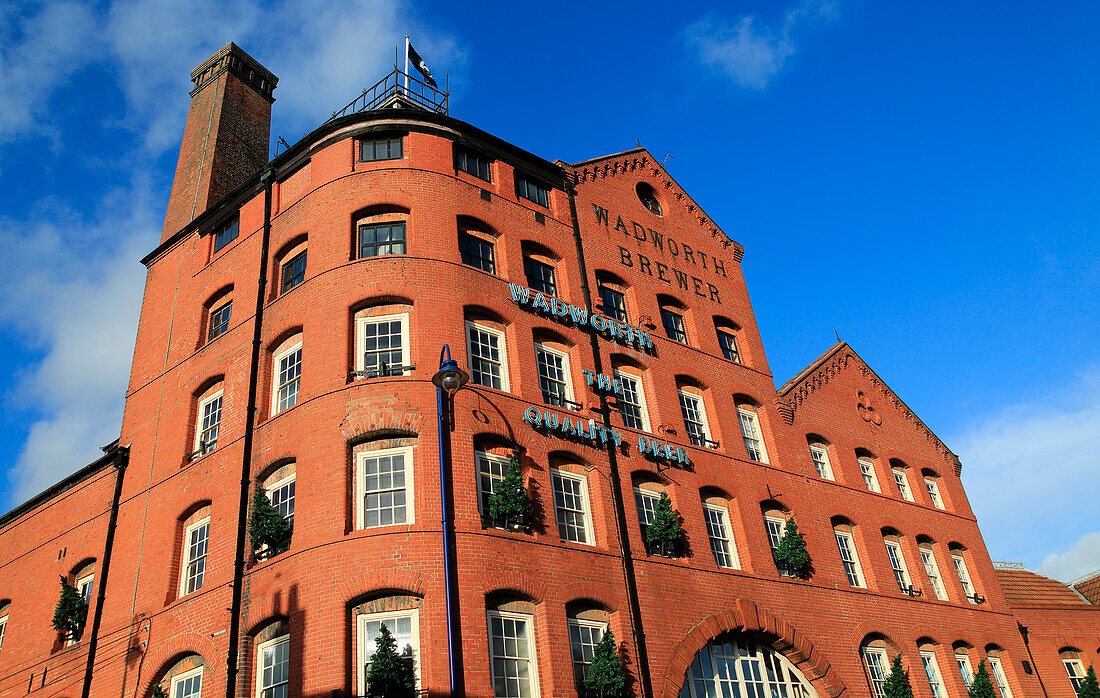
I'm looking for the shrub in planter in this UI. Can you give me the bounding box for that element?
[882,654,915,698]
[487,454,529,531]
[584,629,625,698]
[52,576,88,642]
[150,685,168,698]
[1077,665,1100,698]
[644,492,683,557]
[249,488,292,557]
[774,517,811,577]
[967,661,997,698]
[366,623,416,698]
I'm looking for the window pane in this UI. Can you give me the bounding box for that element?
[468,325,505,390]
[209,301,232,340]
[199,395,222,453]
[616,371,647,431]
[213,218,239,253]
[361,318,405,377]
[598,285,627,322]
[535,346,570,407]
[488,614,534,698]
[661,309,687,343]
[678,391,708,447]
[459,232,496,273]
[360,136,403,162]
[362,452,409,528]
[524,257,557,296]
[717,330,740,362]
[738,410,765,462]
[704,506,736,568]
[280,251,307,293]
[358,222,407,258]
[552,471,588,543]
[276,347,302,413]
[568,621,604,685]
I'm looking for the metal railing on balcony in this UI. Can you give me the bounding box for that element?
[324,68,448,125]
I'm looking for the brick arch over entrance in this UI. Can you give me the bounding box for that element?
[659,599,847,698]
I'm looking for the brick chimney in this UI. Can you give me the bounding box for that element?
[161,43,278,241]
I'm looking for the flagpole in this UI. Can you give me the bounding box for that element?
[404,35,410,92]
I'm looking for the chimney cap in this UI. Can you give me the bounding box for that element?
[189,42,278,102]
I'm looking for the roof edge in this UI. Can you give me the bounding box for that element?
[0,440,122,529]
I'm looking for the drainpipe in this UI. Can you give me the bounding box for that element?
[1017,622,1049,698]
[566,182,654,698]
[81,442,130,698]
[225,168,276,698]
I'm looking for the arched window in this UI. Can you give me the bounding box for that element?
[676,379,712,448]
[354,205,408,259]
[919,538,948,601]
[882,530,913,594]
[273,236,307,297]
[855,449,881,493]
[457,216,498,274]
[595,271,629,323]
[681,633,816,697]
[612,358,650,432]
[151,653,205,698]
[922,469,946,510]
[192,379,224,458]
[954,644,975,689]
[522,241,560,297]
[353,594,422,695]
[533,330,575,409]
[633,474,668,554]
[889,459,913,502]
[1061,647,1086,692]
[258,461,296,556]
[179,505,211,597]
[713,317,743,364]
[566,601,609,688]
[807,435,833,480]
[0,600,9,652]
[761,502,793,577]
[736,400,768,463]
[202,285,234,344]
[658,296,688,345]
[861,635,898,698]
[833,518,865,588]
[550,456,594,545]
[949,544,981,604]
[474,437,518,526]
[486,592,540,698]
[252,619,290,698]
[354,436,416,530]
[701,491,739,569]
[918,641,947,698]
[985,646,1014,698]
[352,298,413,379]
[271,333,302,416]
[465,309,510,392]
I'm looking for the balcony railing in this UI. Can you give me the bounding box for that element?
[324,68,448,125]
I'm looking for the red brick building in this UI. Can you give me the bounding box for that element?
[1,43,1098,698]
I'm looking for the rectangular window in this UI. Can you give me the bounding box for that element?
[515,175,550,207]
[534,344,573,408]
[892,468,913,501]
[455,148,492,181]
[209,301,232,340]
[466,322,508,391]
[77,574,94,604]
[952,554,977,602]
[213,218,239,254]
[956,655,974,689]
[863,648,889,698]
[989,657,1012,698]
[357,314,409,377]
[358,221,407,258]
[884,540,911,591]
[859,458,881,493]
[267,475,295,525]
[921,548,948,600]
[738,409,768,462]
[661,308,687,344]
[634,488,660,540]
[568,619,606,686]
[925,479,945,509]
[835,531,865,587]
[459,232,496,273]
[274,344,302,414]
[921,652,946,698]
[181,518,210,596]
[551,469,592,544]
[678,390,710,447]
[598,285,627,322]
[172,666,203,698]
[764,515,795,577]
[256,635,289,698]
[280,251,307,294]
[810,445,833,479]
[196,392,223,455]
[524,257,557,296]
[717,330,741,363]
[358,447,413,529]
[359,136,403,162]
[487,611,538,698]
[358,610,419,693]
[703,504,738,569]
[1064,659,1085,691]
[615,370,649,431]
[476,451,510,518]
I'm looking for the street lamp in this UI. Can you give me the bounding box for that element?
[432,344,469,697]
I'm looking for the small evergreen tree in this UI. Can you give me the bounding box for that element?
[967,661,997,698]
[51,576,88,641]
[1078,665,1100,698]
[249,488,292,554]
[644,492,684,555]
[366,623,416,698]
[584,630,625,698]
[150,684,168,698]
[882,654,915,698]
[774,517,810,576]
[487,453,529,528]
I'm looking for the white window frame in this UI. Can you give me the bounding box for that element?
[858,457,881,493]
[884,539,912,592]
[567,618,607,686]
[952,553,977,602]
[486,610,540,698]
[171,665,204,698]
[702,503,739,569]
[534,343,575,408]
[180,517,210,597]
[764,515,786,553]
[809,444,833,479]
[614,369,650,432]
[356,313,411,377]
[988,656,1013,698]
[195,391,223,455]
[356,446,415,530]
[863,647,889,698]
[550,469,594,545]
[465,321,510,391]
[892,468,913,501]
[678,389,711,447]
[475,451,511,517]
[272,341,303,416]
[356,608,421,694]
[265,474,296,524]
[0,614,7,651]
[1064,658,1085,691]
[920,547,948,600]
[254,634,289,698]
[956,653,974,689]
[69,572,94,644]
[921,651,946,698]
[835,530,865,587]
[737,408,768,463]
[925,478,945,509]
[634,488,661,528]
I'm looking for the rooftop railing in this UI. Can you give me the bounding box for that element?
[324,68,448,125]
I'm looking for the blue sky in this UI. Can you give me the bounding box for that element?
[0,0,1097,580]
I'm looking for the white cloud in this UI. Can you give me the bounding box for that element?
[1039,531,1100,584]
[951,368,1100,574]
[685,0,838,90]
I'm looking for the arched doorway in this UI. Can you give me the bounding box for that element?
[679,632,818,698]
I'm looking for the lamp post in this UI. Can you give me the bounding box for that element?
[432,345,469,697]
